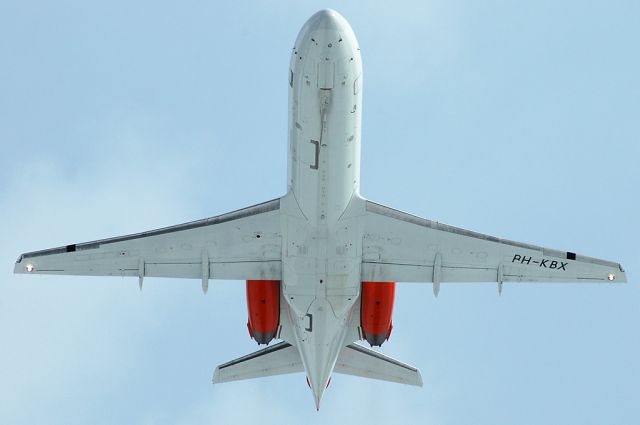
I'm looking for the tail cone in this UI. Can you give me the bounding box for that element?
[309,375,327,411]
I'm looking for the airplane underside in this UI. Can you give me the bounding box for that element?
[14,9,627,410]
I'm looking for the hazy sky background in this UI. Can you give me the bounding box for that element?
[1,1,638,424]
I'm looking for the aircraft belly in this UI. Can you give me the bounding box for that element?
[280,10,366,407]
[287,21,362,225]
[289,97,359,221]
[280,193,365,320]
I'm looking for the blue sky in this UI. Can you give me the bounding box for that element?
[1,1,638,424]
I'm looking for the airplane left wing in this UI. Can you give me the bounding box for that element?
[14,199,282,284]
[361,201,627,288]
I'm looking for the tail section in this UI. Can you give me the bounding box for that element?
[212,341,303,383]
[334,343,423,386]
[212,341,422,387]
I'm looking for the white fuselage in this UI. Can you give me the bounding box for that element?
[279,10,364,407]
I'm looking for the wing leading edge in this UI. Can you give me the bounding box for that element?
[361,201,626,286]
[14,199,282,283]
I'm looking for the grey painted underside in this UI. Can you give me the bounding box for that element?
[342,343,418,372]
[17,198,280,262]
[216,341,294,370]
[214,341,422,386]
[216,342,418,373]
[365,200,622,269]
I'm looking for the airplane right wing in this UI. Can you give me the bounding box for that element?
[361,201,627,288]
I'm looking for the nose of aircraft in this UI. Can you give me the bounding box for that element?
[307,9,344,31]
[293,9,359,63]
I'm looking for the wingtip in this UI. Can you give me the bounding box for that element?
[415,368,424,387]
[610,264,627,283]
[618,264,628,283]
[13,255,23,274]
[211,367,221,384]
[13,256,29,274]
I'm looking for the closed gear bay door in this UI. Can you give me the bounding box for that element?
[318,60,335,89]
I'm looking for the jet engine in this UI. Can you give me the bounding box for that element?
[360,281,396,346]
[246,280,280,344]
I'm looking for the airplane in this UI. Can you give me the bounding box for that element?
[14,9,627,410]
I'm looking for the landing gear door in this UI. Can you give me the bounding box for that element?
[318,60,335,89]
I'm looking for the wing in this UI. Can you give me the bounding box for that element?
[361,201,627,287]
[14,199,282,284]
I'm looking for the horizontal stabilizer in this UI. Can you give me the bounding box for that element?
[212,341,303,384]
[213,341,422,387]
[335,343,423,387]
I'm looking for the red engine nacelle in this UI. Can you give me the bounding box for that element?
[246,280,280,345]
[360,281,396,346]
